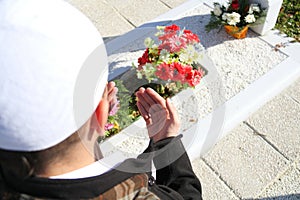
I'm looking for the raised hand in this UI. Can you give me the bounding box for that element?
[136,87,180,143]
[105,81,119,112]
[95,82,118,134]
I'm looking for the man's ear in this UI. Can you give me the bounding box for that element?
[92,100,109,136]
[95,100,109,129]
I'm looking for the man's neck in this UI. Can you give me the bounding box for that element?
[37,142,95,178]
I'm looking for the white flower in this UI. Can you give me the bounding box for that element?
[143,63,156,82]
[213,4,222,16]
[137,71,143,79]
[226,12,241,26]
[252,5,260,13]
[248,6,253,14]
[222,13,228,21]
[249,4,260,13]
[245,14,256,23]
[144,37,154,48]
[179,45,201,64]
[159,49,170,61]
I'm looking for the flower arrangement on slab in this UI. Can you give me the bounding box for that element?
[104,24,206,138]
[206,0,265,39]
[134,24,206,88]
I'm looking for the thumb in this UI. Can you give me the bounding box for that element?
[166,98,177,120]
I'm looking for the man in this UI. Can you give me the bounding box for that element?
[0,0,202,199]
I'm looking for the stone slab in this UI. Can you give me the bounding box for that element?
[285,77,300,104]
[202,124,289,198]
[106,0,170,27]
[247,94,300,161]
[160,0,188,8]
[66,0,134,37]
[258,164,300,199]
[192,159,239,200]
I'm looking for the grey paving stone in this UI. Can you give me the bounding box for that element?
[247,94,300,161]
[66,0,134,37]
[107,0,170,27]
[202,124,289,199]
[160,0,188,8]
[192,159,239,200]
[285,77,300,104]
[258,164,300,199]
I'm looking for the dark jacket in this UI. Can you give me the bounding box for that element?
[0,136,202,199]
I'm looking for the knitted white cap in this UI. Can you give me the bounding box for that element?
[0,0,108,151]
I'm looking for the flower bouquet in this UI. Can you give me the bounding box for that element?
[205,0,265,39]
[133,24,206,89]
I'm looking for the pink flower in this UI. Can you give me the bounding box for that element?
[104,123,114,131]
[158,32,177,42]
[109,101,120,116]
[159,35,186,53]
[155,62,172,80]
[183,30,200,44]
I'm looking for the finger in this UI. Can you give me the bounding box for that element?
[140,88,157,108]
[105,82,115,99]
[107,81,116,92]
[108,87,118,102]
[166,98,178,121]
[107,82,117,96]
[137,101,150,123]
[145,88,166,110]
[136,92,151,111]
[135,87,145,98]
[137,87,146,93]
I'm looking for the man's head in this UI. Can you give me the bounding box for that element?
[0,0,108,152]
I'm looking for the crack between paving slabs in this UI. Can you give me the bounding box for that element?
[243,121,299,198]
[200,158,241,199]
[103,1,136,28]
[158,0,172,9]
[243,121,291,161]
[284,93,300,105]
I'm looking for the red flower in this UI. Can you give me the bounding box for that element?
[171,62,185,82]
[185,69,204,87]
[164,24,180,33]
[183,30,200,44]
[231,0,239,10]
[155,62,172,80]
[138,48,150,69]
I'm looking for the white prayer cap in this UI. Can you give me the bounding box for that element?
[0,0,108,151]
